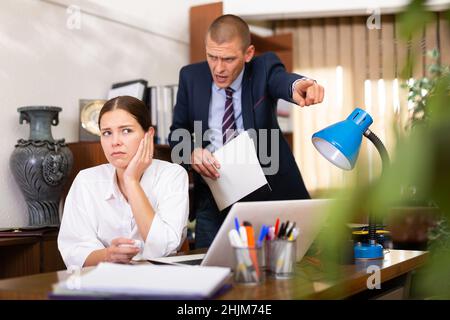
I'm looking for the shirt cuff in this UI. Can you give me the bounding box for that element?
[290,77,317,98]
[63,242,104,269]
[142,214,179,258]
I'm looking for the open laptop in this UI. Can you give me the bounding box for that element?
[149,199,332,268]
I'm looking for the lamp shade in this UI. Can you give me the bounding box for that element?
[312,108,373,170]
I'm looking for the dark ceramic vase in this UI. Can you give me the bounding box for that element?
[10,106,73,226]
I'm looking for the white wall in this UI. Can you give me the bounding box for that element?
[0,0,212,227]
[224,0,449,20]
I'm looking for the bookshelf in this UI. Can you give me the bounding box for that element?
[148,85,178,145]
[0,228,65,279]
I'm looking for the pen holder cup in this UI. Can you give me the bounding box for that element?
[232,246,265,285]
[267,239,297,279]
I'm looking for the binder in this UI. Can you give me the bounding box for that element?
[108,79,148,102]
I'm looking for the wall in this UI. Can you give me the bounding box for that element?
[224,0,449,20]
[0,0,212,227]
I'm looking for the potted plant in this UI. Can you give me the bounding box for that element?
[387,49,449,251]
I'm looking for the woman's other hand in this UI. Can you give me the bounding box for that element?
[105,238,141,264]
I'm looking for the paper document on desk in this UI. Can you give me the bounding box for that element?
[204,131,268,211]
[53,262,231,299]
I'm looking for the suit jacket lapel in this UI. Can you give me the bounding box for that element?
[241,65,255,130]
[194,66,212,148]
[192,68,211,127]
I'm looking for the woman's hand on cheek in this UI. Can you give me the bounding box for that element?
[123,131,154,186]
[145,129,154,165]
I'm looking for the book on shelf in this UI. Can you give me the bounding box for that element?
[149,84,178,145]
[108,79,148,101]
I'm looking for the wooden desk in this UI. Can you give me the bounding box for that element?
[0,249,427,300]
[0,229,65,280]
[220,249,428,299]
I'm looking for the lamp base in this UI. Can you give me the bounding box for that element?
[354,242,384,260]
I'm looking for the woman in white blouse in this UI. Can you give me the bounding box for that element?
[58,95,189,269]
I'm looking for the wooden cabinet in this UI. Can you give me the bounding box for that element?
[251,32,293,72]
[0,229,65,279]
[190,2,223,63]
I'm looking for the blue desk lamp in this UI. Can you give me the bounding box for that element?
[312,108,390,260]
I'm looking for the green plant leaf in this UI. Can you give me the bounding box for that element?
[397,0,435,40]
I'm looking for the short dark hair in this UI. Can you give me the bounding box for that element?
[206,14,251,51]
[98,96,150,131]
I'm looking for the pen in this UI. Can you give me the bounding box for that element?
[239,226,248,247]
[292,227,299,240]
[245,226,255,248]
[278,222,285,239]
[245,225,260,279]
[274,218,280,238]
[286,222,296,239]
[257,225,268,248]
[234,217,240,232]
[228,229,244,248]
[283,220,291,238]
[267,226,275,241]
[283,221,290,238]
[282,221,293,239]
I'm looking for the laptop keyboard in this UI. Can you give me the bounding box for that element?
[175,259,203,265]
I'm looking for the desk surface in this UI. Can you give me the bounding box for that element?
[0,249,428,300]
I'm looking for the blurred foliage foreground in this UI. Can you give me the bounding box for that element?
[316,0,450,299]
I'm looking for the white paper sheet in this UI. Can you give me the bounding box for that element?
[55,262,230,298]
[204,131,268,211]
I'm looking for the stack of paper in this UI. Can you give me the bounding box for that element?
[204,131,269,211]
[52,263,231,299]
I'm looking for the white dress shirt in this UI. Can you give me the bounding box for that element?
[207,67,244,152]
[58,159,189,269]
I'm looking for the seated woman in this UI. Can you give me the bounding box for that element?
[58,95,189,268]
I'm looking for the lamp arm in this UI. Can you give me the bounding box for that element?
[363,129,390,174]
[363,129,390,242]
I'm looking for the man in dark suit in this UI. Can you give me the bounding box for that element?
[169,14,324,249]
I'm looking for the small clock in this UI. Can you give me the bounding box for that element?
[79,99,106,141]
